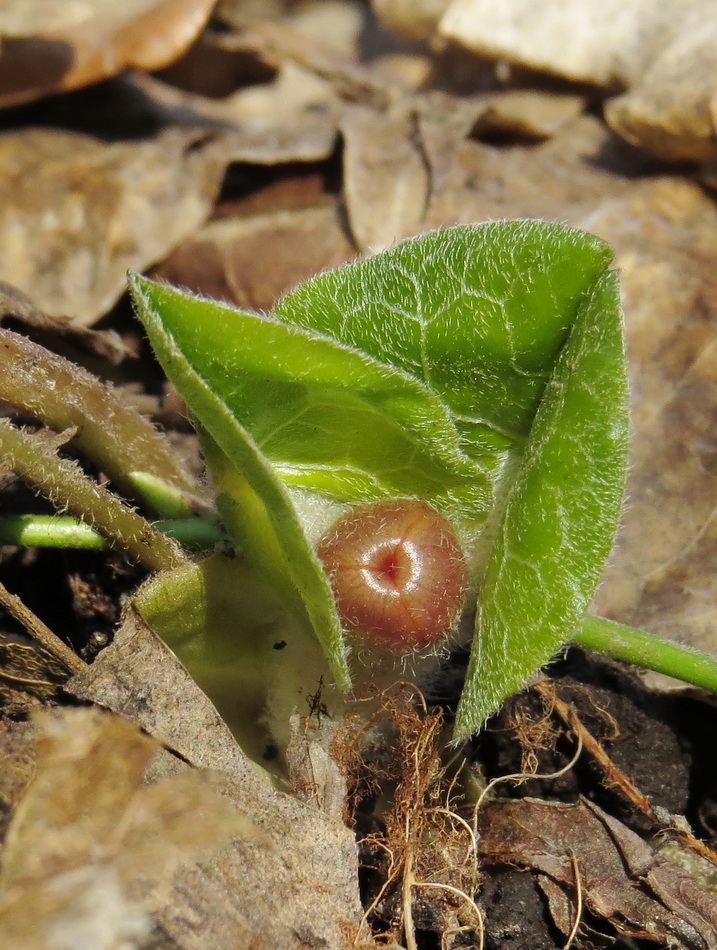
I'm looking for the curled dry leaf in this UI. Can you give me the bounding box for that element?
[342,104,429,252]
[0,0,217,108]
[472,89,585,140]
[238,17,392,109]
[477,798,717,946]
[438,0,717,162]
[439,0,669,88]
[127,67,341,162]
[0,128,225,325]
[606,13,717,162]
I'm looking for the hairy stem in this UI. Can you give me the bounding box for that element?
[0,326,199,511]
[0,421,186,572]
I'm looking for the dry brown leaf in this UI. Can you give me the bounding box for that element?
[0,128,225,325]
[472,89,585,140]
[127,66,341,163]
[424,115,634,228]
[238,17,392,109]
[0,580,82,678]
[156,203,356,312]
[66,608,260,778]
[343,104,429,252]
[605,13,717,162]
[0,0,216,108]
[477,798,714,946]
[0,707,258,950]
[0,282,130,363]
[0,720,35,843]
[66,608,368,949]
[281,0,368,58]
[0,709,160,890]
[285,714,348,821]
[156,26,276,99]
[647,841,717,945]
[0,638,70,711]
[586,178,717,659]
[439,0,667,87]
[438,0,717,162]
[218,0,367,58]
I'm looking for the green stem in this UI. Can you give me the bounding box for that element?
[577,613,717,693]
[0,514,223,552]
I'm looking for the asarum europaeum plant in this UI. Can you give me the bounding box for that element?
[3,220,717,753]
[125,220,717,742]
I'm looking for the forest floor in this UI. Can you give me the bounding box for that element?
[1,2,717,948]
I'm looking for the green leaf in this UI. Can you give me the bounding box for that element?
[134,554,334,762]
[274,221,614,454]
[454,270,629,737]
[130,276,491,522]
[128,272,351,690]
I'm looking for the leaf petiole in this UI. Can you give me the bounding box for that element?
[575,613,717,693]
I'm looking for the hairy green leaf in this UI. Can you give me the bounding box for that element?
[275,221,614,454]
[128,273,351,690]
[455,271,628,736]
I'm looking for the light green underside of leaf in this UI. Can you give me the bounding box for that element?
[454,270,629,738]
[129,273,351,690]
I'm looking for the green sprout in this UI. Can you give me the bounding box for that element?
[2,220,717,754]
